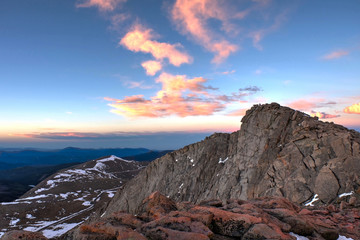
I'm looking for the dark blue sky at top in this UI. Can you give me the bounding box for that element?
[0,0,359,149]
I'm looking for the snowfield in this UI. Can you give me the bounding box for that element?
[0,155,145,239]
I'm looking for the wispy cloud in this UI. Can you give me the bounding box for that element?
[344,102,360,114]
[13,132,98,139]
[109,13,131,31]
[122,80,153,89]
[254,69,263,75]
[171,0,238,63]
[310,111,340,119]
[322,50,349,60]
[221,70,236,75]
[287,99,336,111]
[141,60,162,76]
[239,86,261,93]
[105,72,259,118]
[249,10,289,50]
[76,0,127,11]
[226,108,247,116]
[120,24,192,67]
[11,131,214,149]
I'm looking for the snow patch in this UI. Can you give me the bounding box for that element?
[339,191,354,198]
[42,222,81,238]
[26,214,36,219]
[66,169,87,175]
[338,235,354,240]
[218,157,229,164]
[9,219,20,227]
[1,201,31,205]
[35,156,123,194]
[290,232,309,240]
[18,194,52,201]
[98,155,132,163]
[0,232,4,238]
[23,220,58,232]
[82,201,91,206]
[304,194,319,206]
[105,191,116,198]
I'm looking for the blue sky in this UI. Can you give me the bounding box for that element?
[0,0,359,149]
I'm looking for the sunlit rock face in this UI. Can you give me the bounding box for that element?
[104,103,360,215]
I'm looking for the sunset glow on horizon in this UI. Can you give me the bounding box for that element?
[1,0,359,149]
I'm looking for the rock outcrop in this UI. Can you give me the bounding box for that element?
[104,103,360,215]
[62,192,359,240]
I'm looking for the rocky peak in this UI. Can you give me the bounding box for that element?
[103,103,360,216]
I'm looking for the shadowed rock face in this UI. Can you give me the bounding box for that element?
[104,103,360,215]
[62,192,360,240]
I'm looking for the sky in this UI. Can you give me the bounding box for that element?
[0,0,359,150]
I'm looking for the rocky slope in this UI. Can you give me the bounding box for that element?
[0,155,148,239]
[10,191,358,240]
[104,103,360,216]
[61,191,358,240]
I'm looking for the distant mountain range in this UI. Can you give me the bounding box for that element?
[0,155,149,238]
[0,147,154,170]
[0,148,171,202]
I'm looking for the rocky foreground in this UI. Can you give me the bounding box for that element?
[4,191,359,240]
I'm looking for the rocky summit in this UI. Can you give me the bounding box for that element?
[104,103,360,216]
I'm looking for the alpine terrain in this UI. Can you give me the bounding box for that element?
[1,103,359,240]
[0,155,148,238]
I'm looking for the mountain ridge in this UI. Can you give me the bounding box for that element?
[1,103,359,239]
[102,103,360,216]
[0,155,149,238]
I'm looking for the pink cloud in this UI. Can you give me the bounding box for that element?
[288,99,318,111]
[120,24,192,67]
[310,111,340,119]
[141,60,162,76]
[13,132,95,139]
[322,50,349,60]
[171,0,238,63]
[111,95,149,104]
[123,80,153,89]
[287,99,337,111]
[221,70,236,75]
[105,72,259,118]
[109,13,131,31]
[76,0,126,11]
[344,102,360,114]
[226,109,247,116]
